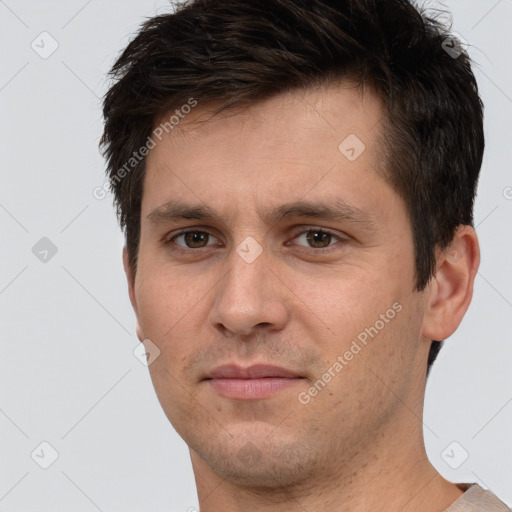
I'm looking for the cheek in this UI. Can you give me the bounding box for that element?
[135,259,202,332]
[323,272,404,335]
[312,268,422,386]
[322,300,424,422]
[133,273,211,395]
[351,296,425,402]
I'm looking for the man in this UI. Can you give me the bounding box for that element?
[100,0,510,510]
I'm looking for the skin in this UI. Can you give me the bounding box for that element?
[123,82,480,511]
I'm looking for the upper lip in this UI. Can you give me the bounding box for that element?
[205,364,302,379]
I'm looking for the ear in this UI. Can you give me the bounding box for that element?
[123,247,144,342]
[422,225,480,341]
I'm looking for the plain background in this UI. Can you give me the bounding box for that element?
[0,0,511,510]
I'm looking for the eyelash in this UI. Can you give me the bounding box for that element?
[162,227,347,254]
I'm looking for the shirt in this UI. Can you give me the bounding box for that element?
[444,483,511,511]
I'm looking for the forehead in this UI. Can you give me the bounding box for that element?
[142,83,391,222]
[158,82,383,148]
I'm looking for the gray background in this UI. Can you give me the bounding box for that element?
[0,0,511,510]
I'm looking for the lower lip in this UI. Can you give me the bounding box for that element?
[207,377,303,400]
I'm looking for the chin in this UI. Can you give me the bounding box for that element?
[191,429,321,489]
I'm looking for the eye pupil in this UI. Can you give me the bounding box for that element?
[306,231,331,248]
[184,231,209,248]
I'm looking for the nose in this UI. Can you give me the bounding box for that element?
[208,242,290,339]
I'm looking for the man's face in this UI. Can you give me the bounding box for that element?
[127,84,432,486]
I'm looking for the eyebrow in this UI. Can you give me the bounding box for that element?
[147,198,376,229]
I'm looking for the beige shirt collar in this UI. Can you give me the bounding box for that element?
[444,483,511,511]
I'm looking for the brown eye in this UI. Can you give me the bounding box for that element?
[292,229,342,250]
[183,231,209,248]
[306,230,333,249]
[170,231,218,249]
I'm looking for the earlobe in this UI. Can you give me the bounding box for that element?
[135,324,144,343]
[122,247,144,342]
[421,225,480,342]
